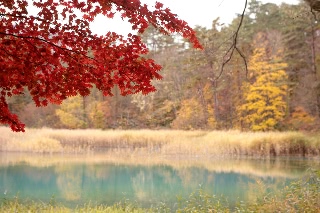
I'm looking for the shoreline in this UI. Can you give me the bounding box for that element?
[1,127,320,157]
[1,151,319,180]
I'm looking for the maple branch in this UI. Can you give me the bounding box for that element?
[0,31,98,63]
[216,0,248,81]
[0,0,201,131]
[0,31,147,90]
[0,12,100,45]
[0,47,23,63]
[0,13,52,25]
[0,32,69,51]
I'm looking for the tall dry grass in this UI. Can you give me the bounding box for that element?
[0,127,319,156]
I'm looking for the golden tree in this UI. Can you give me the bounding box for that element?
[88,101,111,129]
[238,48,288,131]
[171,98,206,130]
[55,95,87,129]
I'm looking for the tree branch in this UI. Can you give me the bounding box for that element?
[216,0,248,81]
[0,31,99,64]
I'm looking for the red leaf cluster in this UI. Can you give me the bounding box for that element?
[0,0,202,132]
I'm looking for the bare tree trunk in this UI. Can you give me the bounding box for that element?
[212,79,220,128]
[197,83,208,128]
[82,96,87,128]
[236,68,244,130]
[310,21,320,117]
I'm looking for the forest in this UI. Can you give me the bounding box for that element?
[6,0,320,132]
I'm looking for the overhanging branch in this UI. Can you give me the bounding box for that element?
[216,0,248,81]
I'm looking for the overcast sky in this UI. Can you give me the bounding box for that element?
[90,0,300,36]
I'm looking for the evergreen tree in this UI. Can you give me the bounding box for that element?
[280,2,320,117]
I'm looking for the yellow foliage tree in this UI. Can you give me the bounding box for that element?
[238,48,288,131]
[171,98,206,130]
[285,107,316,130]
[55,95,87,129]
[89,101,111,129]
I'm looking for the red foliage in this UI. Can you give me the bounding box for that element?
[0,0,202,132]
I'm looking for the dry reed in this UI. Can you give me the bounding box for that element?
[0,127,319,157]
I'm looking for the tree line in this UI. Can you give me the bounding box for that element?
[7,1,320,131]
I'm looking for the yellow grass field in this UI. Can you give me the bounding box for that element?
[1,127,320,157]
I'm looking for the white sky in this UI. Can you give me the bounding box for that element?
[90,0,300,36]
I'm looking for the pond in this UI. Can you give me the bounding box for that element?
[0,153,319,209]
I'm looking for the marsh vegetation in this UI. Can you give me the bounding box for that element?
[1,127,320,157]
[1,127,319,212]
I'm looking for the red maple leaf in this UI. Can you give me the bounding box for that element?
[0,0,203,132]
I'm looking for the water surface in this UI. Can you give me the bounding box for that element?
[0,153,319,208]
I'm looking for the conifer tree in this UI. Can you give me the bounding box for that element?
[238,47,288,131]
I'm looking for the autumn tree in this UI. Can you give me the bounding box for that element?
[140,25,175,54]
[284,106,317,130]
[238,47,288,131]
[20,103,61,128]
[280,3,320,117]
[214,16,253,129]
[176,21,226,129]
[55,95,87,129]
[132,27,181,128]
[0,0,202,131]
[171,97,206,130]
[87,101,108,129]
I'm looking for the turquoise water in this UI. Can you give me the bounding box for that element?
[0,154,318,208]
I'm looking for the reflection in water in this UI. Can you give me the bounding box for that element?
[56,165,83,201]
[0,154,319,208]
